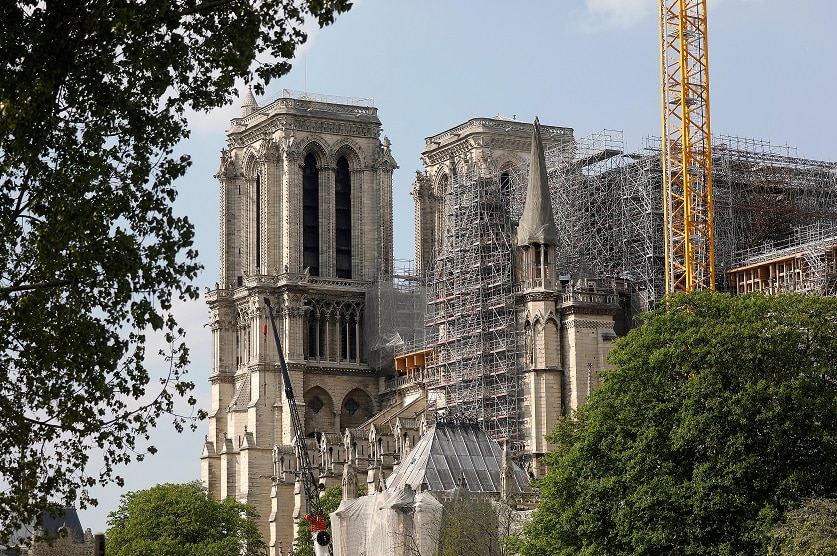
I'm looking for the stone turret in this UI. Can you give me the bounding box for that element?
[518,118,562,478]
[241,86,258,117]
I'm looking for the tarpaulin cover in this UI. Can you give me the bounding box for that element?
[331,486,443,556]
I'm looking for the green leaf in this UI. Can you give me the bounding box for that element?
[0,0,351,542]
[524,292,837,556]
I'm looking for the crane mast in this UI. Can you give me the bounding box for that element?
[659,0,715,292]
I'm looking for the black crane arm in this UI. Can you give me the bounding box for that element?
[263,297,323,517]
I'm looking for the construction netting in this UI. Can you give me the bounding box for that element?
[363,265,427,370]
[330,486,443,556]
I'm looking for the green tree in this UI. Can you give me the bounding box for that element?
[437,496,501,556]
[769,497,837,555]
[523,291,837,555]
[106,481,266,556]
[0,0,350,542]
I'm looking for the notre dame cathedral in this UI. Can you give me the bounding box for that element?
[201,89,619,554]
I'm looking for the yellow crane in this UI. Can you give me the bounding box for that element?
[659,0,715,292]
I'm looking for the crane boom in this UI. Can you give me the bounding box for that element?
[264,297,331,554]
[659,0,715,292]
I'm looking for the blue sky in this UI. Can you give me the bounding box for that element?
[78,0,836,532]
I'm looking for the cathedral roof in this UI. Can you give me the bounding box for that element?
[1,507,86,554]
[385,421,532,493]
[517,117,558,247]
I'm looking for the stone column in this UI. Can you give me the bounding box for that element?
[260,141,282,275]
[354,317,361,364]
[281,293,306,360]
[314,313,321,362]
[286,150,303,273]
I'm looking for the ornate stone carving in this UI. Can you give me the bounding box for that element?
[561,318,613,330]
[257,134,281,162]
[215,148,242,179]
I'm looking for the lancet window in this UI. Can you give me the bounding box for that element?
[335,156,352,278]
[302,153,320,276]
[305,299,363,364]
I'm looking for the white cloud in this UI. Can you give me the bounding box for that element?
[186,101,239,135]
[579,0,732,31]
[583,0,654,29]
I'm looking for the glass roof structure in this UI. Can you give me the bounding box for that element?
[386,421,533,493]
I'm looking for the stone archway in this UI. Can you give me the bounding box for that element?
[304,386,335,435]
[339,388,374,432]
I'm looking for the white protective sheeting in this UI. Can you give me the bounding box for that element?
[331,486,443,556]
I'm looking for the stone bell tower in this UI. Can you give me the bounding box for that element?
[517,118,563,476]
[201,89,397,554]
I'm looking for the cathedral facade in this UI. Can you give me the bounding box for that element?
[412,116,619,477]
[201,90,397,551]
[202,91,618,554]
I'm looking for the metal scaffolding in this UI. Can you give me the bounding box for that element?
[548,130,627,280]
[382,129,836,448]
[424,165,521,443]
[728,222,837,296]
[711,135,837,288]
[542,132,837,309]
[495,129,627,279]
[617,142,667,312]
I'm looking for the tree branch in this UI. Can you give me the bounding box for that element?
[0,279,75,293]
[177,0,235,18]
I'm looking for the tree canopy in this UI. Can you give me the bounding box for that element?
[106,481,266,556]
[437,496,502,556]
[769,497,837,555]
[523,291,837,555]
[0,0,350,542]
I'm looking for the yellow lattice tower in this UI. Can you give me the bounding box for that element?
[659,0,715,292]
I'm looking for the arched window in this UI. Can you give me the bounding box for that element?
[340,389,372,432]
[306,308,328,361]
[438,173,449,196]
[340,311,358,362]
[303,153,320,276]
[235,331,241,367]
[335,156,352,278]
[499,170,512,207]
[255,173,261,272]
[307,314,318,360]
[304,387,334,435]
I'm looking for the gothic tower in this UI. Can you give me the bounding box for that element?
[517,118,563,476]
[201,90,397,553]
[413,117,572,275]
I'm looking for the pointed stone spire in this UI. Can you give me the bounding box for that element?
[342,462,358,500]
[500,440,516,501]
[517,117,558,247]
[241,86,258,117]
